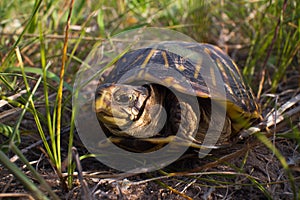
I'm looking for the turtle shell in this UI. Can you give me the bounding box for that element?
[102,41,260,132]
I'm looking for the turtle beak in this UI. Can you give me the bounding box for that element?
[94,84,113,114]
[95,84,128,125]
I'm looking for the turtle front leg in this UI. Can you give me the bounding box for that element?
[167,100,199,141]
[167,98,233,147]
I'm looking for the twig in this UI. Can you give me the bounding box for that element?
[9,126,70,163]
[0,90,27,108]
[72,147,93,200]
[240,93,300,138]
[0,193,35,200]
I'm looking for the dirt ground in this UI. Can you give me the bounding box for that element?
[1,131,299,199]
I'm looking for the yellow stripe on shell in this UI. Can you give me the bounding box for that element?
[210,65,217,86]
[133,70,158,83]
[163,77,176,87]
[231,59,243,79]
[137,70,145,80]
[141,49,156,68]
[216,58,228,80]
[216,58,234,95]
[209,46,244,103]
[228,66,244,103]
[125,54,144,68]
[163,77,186,92]
[161,51,169,67]
[193,58,202,79]
[176,64,186,71]
[206,45,257,112]
[204,47,212,56]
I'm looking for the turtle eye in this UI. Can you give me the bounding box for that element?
[115,93,135,104]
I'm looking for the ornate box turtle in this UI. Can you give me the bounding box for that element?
[95,41,261,150]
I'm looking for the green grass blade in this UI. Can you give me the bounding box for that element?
[67,89,78,187]
[0,123,15,138]
[38,21,58,168]
[14,47,54,162]
[0,151,50,200]
[1,0,43,70]
[7,67,73,92]
[246,175,272,200]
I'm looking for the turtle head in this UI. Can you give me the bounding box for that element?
[95,83,166,138]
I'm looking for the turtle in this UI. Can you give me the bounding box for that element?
[94,41,261,151]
